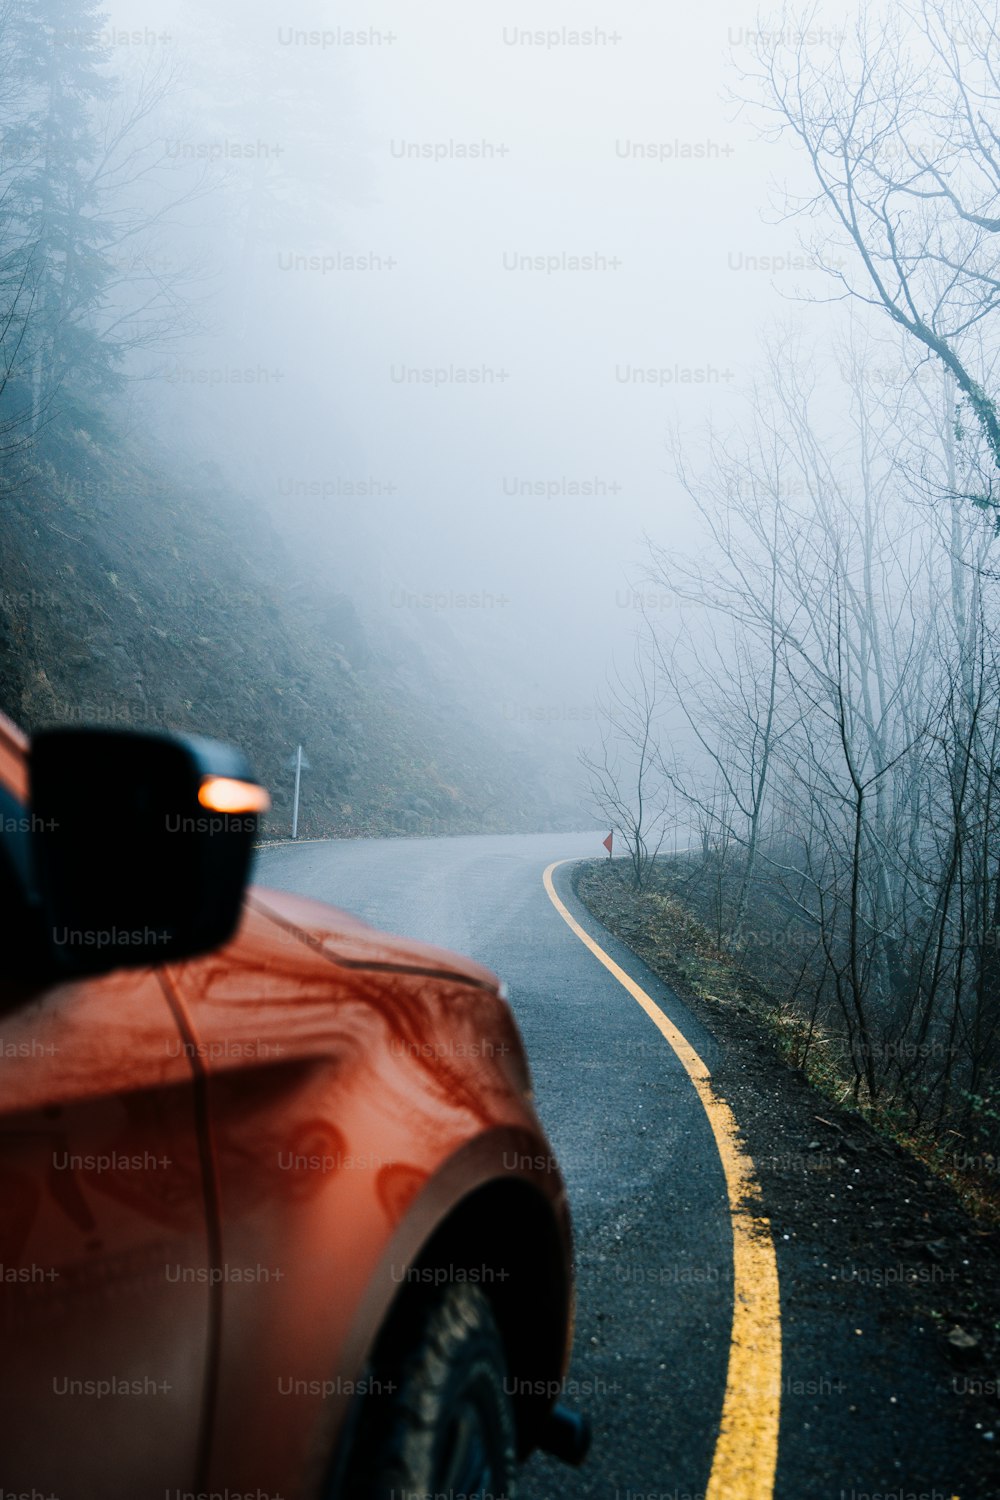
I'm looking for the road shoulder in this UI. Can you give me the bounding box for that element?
[570,858,1000,1500]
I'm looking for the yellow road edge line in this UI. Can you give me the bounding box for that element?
[542,861,782,1500]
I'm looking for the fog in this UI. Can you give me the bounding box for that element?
[99,0,832,787]
[5,6,1000,1492]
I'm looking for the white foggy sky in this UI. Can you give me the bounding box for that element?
[105,0,854,762]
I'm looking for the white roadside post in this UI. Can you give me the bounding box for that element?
[292,744,302,840]
[287,745,311,839]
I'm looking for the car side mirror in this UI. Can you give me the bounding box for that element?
[29,727,271,976]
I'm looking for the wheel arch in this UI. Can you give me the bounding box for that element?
[325,1171,572,1496]
[400,1175,573,1459]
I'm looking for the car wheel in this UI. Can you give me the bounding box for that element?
[342,1281,518,1500]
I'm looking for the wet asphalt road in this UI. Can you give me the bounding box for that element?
[254,833,974,1500]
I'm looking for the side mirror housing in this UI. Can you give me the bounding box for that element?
[29,728,270,976]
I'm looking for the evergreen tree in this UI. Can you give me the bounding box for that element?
[1,0,117,432]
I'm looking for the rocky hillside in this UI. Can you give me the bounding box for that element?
[0,420,578,838]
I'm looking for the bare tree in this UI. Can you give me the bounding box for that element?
[580,632,670,890]
[744,1,1000,501]
[635,329,1000,1138]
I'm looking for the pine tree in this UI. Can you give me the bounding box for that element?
[1,0,116,434]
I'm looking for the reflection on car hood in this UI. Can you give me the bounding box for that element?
[247,887,501,993]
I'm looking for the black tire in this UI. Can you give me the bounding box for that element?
[342,1281,518,1500]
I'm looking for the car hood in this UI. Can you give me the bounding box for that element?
[246,886,502,993]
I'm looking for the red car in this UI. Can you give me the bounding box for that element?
[0,713,587,1498]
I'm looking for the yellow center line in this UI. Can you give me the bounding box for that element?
[543,861,782,1500]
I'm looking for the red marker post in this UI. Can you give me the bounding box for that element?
[602,831,613,859]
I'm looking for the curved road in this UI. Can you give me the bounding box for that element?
[255,831,972,1500]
